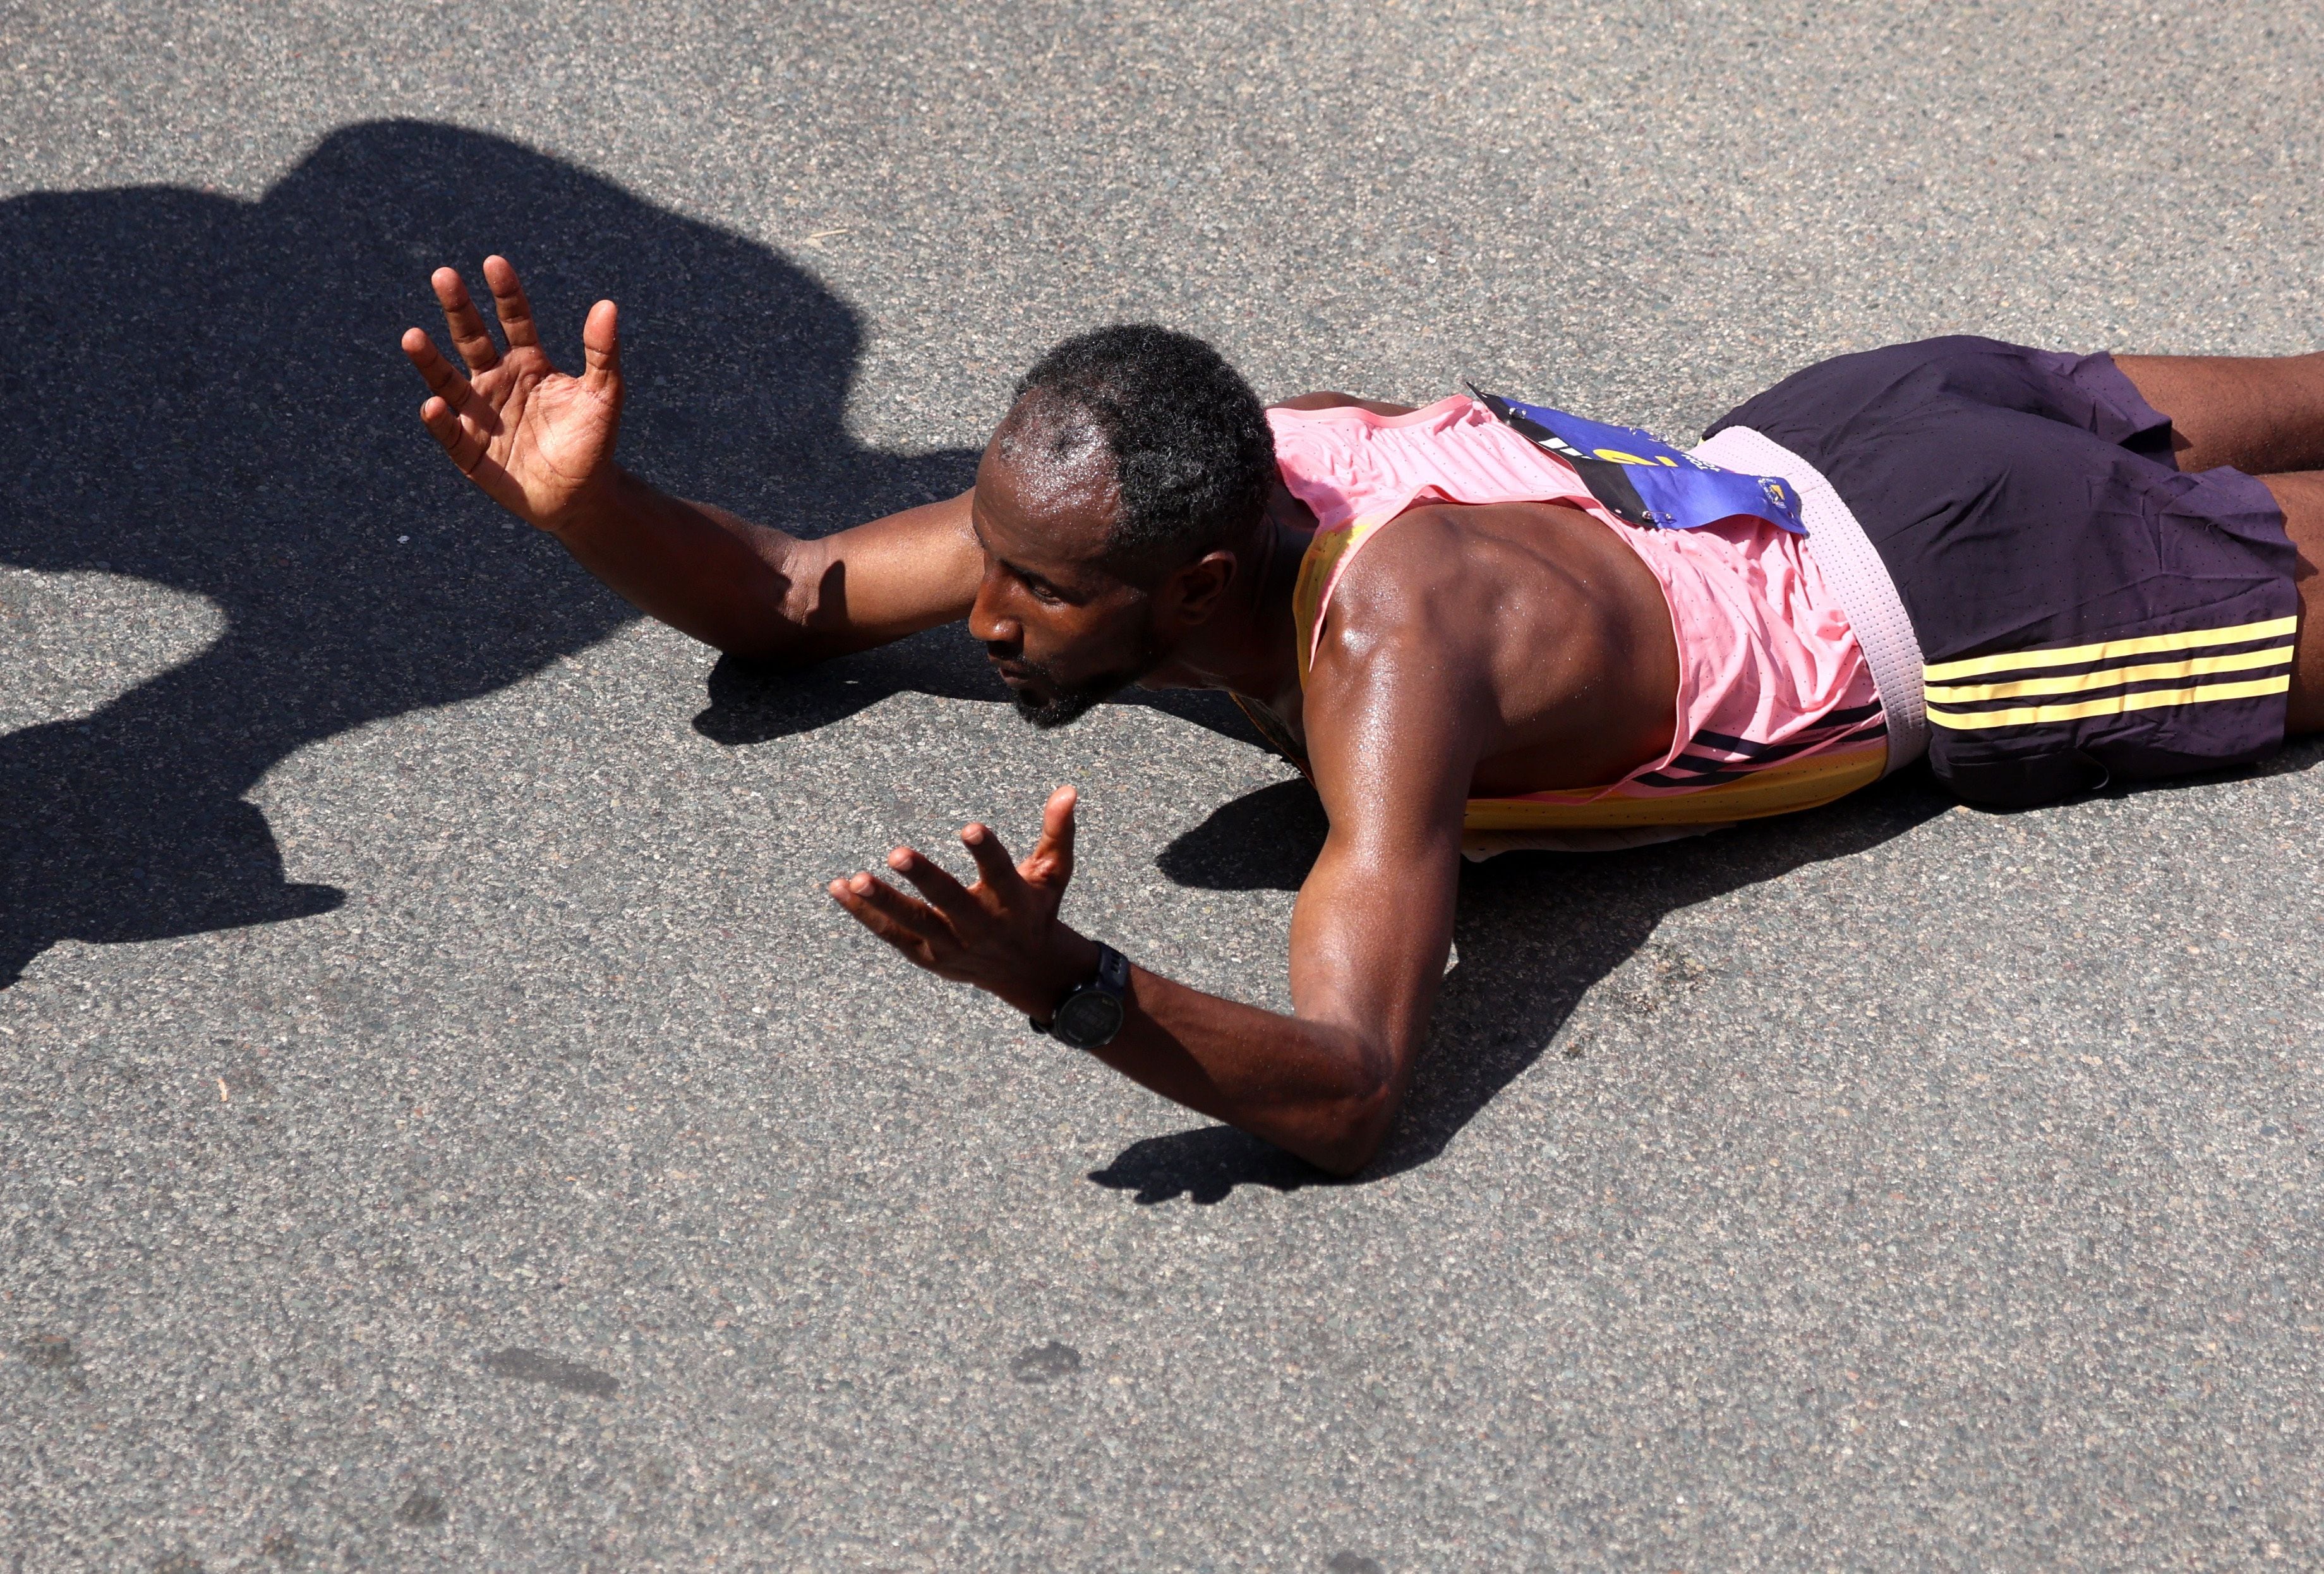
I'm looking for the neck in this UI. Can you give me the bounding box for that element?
[1145,520,1309,709]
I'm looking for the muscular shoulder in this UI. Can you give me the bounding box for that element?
[1305,497,1618,726]
[1315,506,1491,664]
[1300,507,1490,835]
[1305,505,1494,724]
[1301,499,1679,808]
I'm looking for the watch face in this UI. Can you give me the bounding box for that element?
[1052,988,1125,1049]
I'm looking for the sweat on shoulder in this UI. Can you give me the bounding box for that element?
[404,255,2324,1174]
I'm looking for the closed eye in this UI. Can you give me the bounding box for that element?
[997,555,1068,605]
[972,519,1071,605]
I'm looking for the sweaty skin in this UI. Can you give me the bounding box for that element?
[405,258,2324,1174]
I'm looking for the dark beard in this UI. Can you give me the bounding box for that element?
[1006,663,1143,730]
[1001,634,1165,730]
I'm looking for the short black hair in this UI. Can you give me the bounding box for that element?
[1008,324,1275,575]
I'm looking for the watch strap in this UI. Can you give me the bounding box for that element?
[1030,942,1128,1036]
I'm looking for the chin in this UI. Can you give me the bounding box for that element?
[1011,687,1107,730]
[997,645,1164,732]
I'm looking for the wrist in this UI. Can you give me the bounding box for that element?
[1006,927,1102,1023]
[541,465,639,538]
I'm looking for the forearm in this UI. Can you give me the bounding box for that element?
[548,468,816,660]
[826,789,1442,1178]
[1021,931,1401,1176]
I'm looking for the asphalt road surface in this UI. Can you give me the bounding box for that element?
[4,2,2322,1568]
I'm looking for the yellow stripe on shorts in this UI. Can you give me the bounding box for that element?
[1920,615,2297,683]
[1925,674,2291,731]
[1922,643,2294,705]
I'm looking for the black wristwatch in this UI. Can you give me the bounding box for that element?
[1030,943,1130,1050]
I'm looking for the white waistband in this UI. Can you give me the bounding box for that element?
[1687,426,1929,775]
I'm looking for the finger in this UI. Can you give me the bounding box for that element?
[829,881,934,964]
[959,821,1028,895]
[430,266,501,375]
[580,299,620,396]
[1023,785,1078,884]
[419,396,521,509]
[400,328,491,421]
[480,255,543,351]
[828,873,947,962]
[419,395,489,474]
[886,845,987,926]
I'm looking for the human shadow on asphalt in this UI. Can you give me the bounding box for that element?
[0,119,977,988]
[1088,766,1956,1203]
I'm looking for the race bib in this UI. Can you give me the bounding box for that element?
[1470,387,1807,536]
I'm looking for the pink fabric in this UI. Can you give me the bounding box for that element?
[1267,397,1882,796]
[1268,395,1618,534]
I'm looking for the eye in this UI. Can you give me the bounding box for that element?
[1021,576,1064,607]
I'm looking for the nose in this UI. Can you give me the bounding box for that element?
[968,563,1019,651]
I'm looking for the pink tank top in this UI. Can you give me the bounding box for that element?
[1268,396,1886,831]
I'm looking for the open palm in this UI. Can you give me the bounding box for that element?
[400,255,622,528]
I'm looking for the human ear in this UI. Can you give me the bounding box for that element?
[1164,550,1239,626]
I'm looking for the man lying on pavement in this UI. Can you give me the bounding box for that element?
[404,256,2324,1173]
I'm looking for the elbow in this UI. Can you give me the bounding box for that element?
[705,534,832,664]
[1301,1060,1406,1179]
[704,597,833,665]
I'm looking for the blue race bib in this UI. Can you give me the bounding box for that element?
[1469,387,1806,535]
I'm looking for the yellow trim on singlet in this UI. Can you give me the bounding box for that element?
[1462,744,1886,829]
[1273,516,1883,831]
[1291,515,1392,687]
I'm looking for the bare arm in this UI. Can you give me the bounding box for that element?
[827,592,1479,1175]
[402,257,981,665]
[549,478,979,663]
[1272,391,1419,416]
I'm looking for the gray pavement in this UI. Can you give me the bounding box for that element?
[3,1,2322,1567]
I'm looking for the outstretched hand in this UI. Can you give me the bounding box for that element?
[828,786,1100,1021]
[400,255,623,530]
